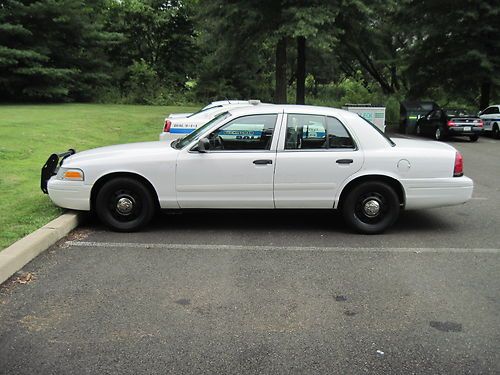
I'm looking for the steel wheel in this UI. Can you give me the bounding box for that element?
[96,177,155,231]
[342,181,400,234]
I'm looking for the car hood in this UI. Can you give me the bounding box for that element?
[63,141,176,166]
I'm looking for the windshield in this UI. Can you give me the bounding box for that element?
[187,105,223,118]
[172,112,231,149]
[358,115,395,147]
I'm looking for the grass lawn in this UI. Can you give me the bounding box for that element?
[0,103,199,250]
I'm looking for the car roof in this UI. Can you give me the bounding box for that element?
[226,104,359,120]
[204,100,262,109]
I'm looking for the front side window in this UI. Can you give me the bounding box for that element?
[285,114,355,150]
[174,112,231,149]
[206,114,278,151]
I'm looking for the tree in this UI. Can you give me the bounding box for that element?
[333,0,405,96]
[0,0,119,101]
[278,1,339,104]
[401,0,500,109]
[105,0,197,90]
[194,0,339,103]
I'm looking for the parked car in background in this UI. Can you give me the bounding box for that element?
[415,108,483,142]
[478,104,500,139]
[160,100,264,141]
[42,105,473,235]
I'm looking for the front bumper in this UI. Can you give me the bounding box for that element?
[47,178,92,211]
[41,149,75,193]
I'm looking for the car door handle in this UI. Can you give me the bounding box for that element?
[336,159,353,164]
[253,159,272,165]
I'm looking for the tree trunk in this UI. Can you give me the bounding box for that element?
[296,36,306,105]
[479,80,491,110]
[274,37,287,104]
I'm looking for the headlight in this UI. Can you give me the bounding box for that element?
[57,168,84,181]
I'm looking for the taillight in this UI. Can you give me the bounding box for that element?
[447,120,455,127]
[163,119,172,132]
[476,119,483,127]
[453,151,463,177]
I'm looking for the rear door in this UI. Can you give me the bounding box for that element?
[274,113,363,208]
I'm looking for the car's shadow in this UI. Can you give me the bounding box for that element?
[82,208,454,236]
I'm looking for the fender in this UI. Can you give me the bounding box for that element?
[334,170,406,209]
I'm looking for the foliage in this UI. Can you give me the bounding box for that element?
[0,0,120,101]
[105,0,197,89]
[399,0,500,109]
[0,0,498,108]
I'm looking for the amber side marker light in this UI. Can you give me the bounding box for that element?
[64,170,84,180]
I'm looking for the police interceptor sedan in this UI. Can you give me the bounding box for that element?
[41,105,473,234]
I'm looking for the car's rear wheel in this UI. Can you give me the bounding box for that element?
[469,134,479,142]
[435,127,445,141]
[341,181,400,234]
[95,177,155,232]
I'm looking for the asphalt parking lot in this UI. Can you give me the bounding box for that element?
[1,134,499,374]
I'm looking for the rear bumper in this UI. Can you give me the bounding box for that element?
[447,126,483,136]
[403,176,473,210]
[47,178,92,211]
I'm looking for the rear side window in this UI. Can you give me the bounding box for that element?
[285,114,355,150]
[326,117,355,148]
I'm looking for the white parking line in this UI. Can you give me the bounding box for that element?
[471,197,488,200]
[65,241,500,254]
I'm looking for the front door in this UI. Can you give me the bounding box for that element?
[176,113,281,208]
[274,113,363,208]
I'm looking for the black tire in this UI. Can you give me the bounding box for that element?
[435,127,445,141]
[95,177,155,232]
[469,134,479,142]
[341,181,400,234]
[493,124,499,139]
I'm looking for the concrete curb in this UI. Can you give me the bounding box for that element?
[0,211,82,285]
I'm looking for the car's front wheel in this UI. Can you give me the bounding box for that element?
[493,124,499,139]
[95,177,155,232]
[341,181,400,234]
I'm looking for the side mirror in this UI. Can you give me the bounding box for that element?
[477,111,482,116]
[197,138,210,153]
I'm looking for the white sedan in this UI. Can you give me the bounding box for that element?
[479,104,500,138]
[160,100,264,141]
[42,105,473,234]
